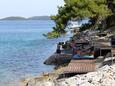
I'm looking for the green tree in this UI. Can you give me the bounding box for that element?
[46,0,112,38]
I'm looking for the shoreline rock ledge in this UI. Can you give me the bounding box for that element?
[44,53,72,65]
[25,64,115,86]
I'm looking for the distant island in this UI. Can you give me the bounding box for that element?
[28,16,51,20]
[1,16,51,20]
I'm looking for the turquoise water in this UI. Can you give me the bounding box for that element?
[0,20,68,86]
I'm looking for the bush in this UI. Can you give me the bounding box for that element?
[46,31,60,39]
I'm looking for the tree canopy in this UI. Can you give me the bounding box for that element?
[46,0,114,38]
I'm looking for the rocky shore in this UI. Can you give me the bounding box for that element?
[22,56,115,86]
[21,32,115,86]
[44,53,72,65]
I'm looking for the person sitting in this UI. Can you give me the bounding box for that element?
[70,40,77,56]
[72,50,83,59]
[56,43,61,54]
[72,47,94,59]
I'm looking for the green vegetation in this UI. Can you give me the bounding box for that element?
[105,0,115,30]
[28,16,51,20]
[1,16,50,20]
[43,31,61,39]
[1,16,26,20]
[46,0,115,38]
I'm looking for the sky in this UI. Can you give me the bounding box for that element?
[0,0,64,18]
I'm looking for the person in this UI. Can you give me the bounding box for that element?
[56,43,61,54]
[70,40,77,56]
[72,47,94,59]
[72,50,83,59]
[62,42,67,49]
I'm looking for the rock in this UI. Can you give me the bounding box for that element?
[44,54,71,65]
[98,65,110,72]
[80,82,95,86]
[26,64,115,86]
[56,81,68,86]
[37,81,55,86]
[64,77,80,86]
[101,78,115,86]
[27,80,55,86]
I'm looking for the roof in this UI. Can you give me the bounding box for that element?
[63,59,96,73]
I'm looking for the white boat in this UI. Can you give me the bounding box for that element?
[67,20,80,29]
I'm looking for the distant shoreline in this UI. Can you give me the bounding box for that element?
[0,16,51,20]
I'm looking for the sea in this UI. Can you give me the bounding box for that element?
[0,20,70,86]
